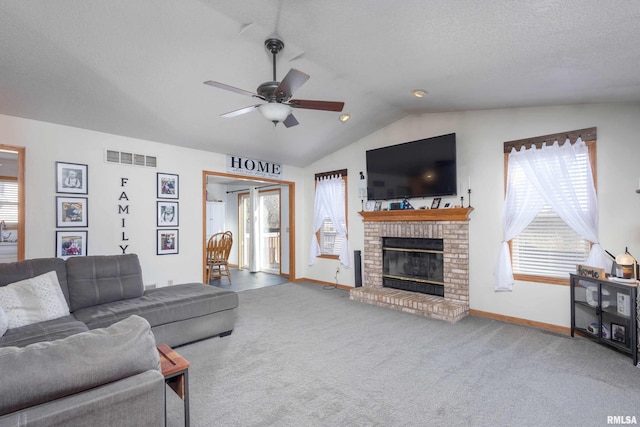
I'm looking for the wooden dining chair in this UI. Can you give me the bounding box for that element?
[206,231,233,284]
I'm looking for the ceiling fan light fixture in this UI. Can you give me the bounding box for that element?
[339,113,351,123]
[258,103,292,123]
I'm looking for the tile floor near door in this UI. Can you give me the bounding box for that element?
[208,268,288,292]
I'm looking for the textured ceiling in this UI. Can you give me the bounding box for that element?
[1,1,639,167]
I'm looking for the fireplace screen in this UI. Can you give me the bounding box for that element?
[382,237,444,296]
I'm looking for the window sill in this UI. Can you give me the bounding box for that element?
[513,274,569,286]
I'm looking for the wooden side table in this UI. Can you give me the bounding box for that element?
[157,344,190,426]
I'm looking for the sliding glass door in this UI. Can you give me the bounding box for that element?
[238,189,281,274]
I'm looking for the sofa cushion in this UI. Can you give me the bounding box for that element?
[0,258,69,306]
[0,271,70,329]
[73,282,239,329]
[0,314,160,416]
[66,254,144,312]
[0,315,89,348]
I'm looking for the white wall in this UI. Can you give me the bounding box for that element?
[302,102,640,328]
[0,113,305,287]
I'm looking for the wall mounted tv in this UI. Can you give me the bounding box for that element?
[366,133,457,201]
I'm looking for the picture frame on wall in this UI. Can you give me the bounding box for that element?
[56,230,87,259]
[157,201,179,227]
[157,173,179,199]
[56,196,88,227]
[56,162,88,194]
[157,229,178,255]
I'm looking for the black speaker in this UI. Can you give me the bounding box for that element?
[354,250,362,287]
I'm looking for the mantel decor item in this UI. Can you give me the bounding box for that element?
[56,162,88,195]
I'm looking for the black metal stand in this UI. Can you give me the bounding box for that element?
[467,188,472,208]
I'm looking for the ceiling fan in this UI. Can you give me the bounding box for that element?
[204,38,344,128]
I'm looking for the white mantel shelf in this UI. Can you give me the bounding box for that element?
[358,207,473,222]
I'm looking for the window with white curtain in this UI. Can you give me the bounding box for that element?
[317,175,347,257]
[499,129,599,287]
[309,169,350,268]
[510,189,592,279]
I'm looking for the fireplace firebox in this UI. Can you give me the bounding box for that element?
[382,237,444,297]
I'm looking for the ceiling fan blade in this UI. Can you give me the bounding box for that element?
[283,114,299,128]
[274,69,310,99]
[289,99,344,112]
[204,81,262,99]
[220,105,260,118]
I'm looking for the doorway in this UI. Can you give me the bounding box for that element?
[202,171,295,283]
[0,145,25,262]
[238,189,281,274]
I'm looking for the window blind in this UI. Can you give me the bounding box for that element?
[0,180,18,224]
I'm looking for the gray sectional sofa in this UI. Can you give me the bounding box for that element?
[0,253,239,426]
[0,253,239,348]
[0,315,164,427]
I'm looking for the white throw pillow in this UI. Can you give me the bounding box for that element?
[0,305,8,336]
[0,271,70,329]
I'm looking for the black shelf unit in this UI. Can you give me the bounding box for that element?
[570,273,638,365]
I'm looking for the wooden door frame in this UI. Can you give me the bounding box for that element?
[202,170,295,282]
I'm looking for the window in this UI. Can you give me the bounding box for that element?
[0,178,18,225]
[502,128,597,286]
[316,174,347,258]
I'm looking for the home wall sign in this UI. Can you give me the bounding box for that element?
[226,155,282,179]
[118,177,130,254]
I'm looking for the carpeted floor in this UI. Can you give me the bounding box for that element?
[167,282,640,427]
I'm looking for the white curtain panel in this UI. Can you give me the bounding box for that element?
[309,175,351,268]
[249,186,260,272]
[494,138,607,291]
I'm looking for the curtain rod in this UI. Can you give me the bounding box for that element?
[225,184,282,194]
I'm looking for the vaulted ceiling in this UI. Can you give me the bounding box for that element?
[1,1,639,167]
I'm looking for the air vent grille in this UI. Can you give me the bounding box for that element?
[104,150,157,168]
[106,150,120,163]
[120,152,133,164]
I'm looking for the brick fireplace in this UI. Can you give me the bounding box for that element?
[350,208,472,322]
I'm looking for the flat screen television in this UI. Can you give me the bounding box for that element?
[366,133,457,201]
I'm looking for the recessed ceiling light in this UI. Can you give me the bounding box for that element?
[412,89,427,98]
[339,113,351,122]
